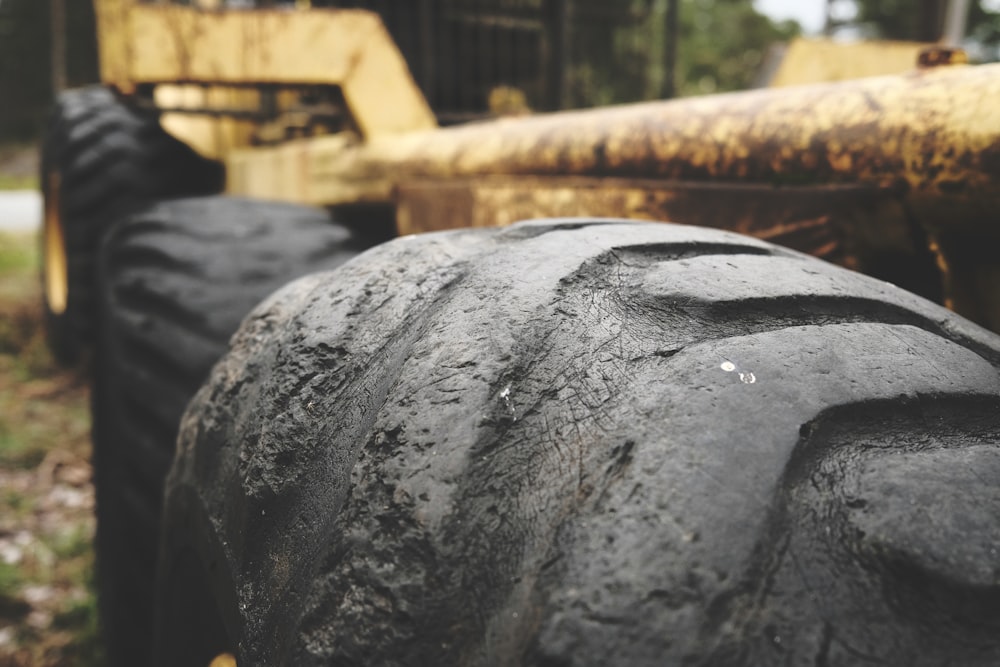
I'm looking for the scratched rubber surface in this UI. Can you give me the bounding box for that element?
[159,219,1000,666]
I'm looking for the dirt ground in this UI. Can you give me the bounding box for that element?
[0,147,39,191]
[0,231,101,666]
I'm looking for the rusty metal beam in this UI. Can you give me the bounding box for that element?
[392,176,948,302]
[394,177,893,262]
[229,61,1000,230]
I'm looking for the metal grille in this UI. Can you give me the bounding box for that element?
[331,0,662,120]
[171,0,664,121]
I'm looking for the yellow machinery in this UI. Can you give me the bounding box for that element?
[40,3,1000,665]
[78,0,1000,331]
[767,37,937,88]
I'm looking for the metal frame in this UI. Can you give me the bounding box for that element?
[88,0,1000,330]
[92,0,436,139]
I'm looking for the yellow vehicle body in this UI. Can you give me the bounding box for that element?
[46,4,1000,665]
[768,37,937,87]
[94,0,436,141]
[90,0,1000,331]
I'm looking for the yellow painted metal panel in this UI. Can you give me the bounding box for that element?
[92,0,435,138]
[769,38,930,87]
[94,0,131,89]
[125,8,368,83]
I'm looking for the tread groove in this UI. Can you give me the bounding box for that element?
[112,283,222,348]
[629,294,1000,367]
[609,242,774,265]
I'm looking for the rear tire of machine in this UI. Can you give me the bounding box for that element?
[40,85,223,366]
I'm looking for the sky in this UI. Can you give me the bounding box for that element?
[754,0,828,35]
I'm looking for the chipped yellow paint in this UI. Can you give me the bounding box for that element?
[917,46,969,68]
[394,176,876,264]
[88,0,1000,329]
[92,0,435,138]
[234,61,1000,329]
[227,62,1000,232]
[93,0,130,91]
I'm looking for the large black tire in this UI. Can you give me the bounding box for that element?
[41,86,224,366]
[156,219,1000,667]
[95,197,370,667]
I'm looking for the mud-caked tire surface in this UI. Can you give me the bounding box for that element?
[159,220,1000,667]
[41,86,224,366]
[95,197,369,667]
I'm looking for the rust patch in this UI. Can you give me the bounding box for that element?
[395,177,894,268]
[918,46,969,69]
[360,62,1000,232]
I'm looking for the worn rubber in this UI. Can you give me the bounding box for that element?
[40,86,223,366]
[95,197,368,667]
[158,219,1000,666]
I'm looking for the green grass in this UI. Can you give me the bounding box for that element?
[0,230,100,666]
[0,233,52,380]
[0,234,83,469]
[51,592,103,665]
[3,487,33,517]
[0,231,37,272]
[0,174,38,191]
[0,232,39,309]
[0,560,24,600]
[50,526,93,562]
[0,143,39,192]
[0,360,89,469]
[42,529,103,666]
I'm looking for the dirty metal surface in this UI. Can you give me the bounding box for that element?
[92,0,436,138]
[370,64,1000,208]
[394,176,949,305]
[231,62,1000,216]
[768,37,931,87]
[396,177,887,261]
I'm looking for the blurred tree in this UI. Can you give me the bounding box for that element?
[567,0,799,106]
[853,0,947,41]
[0,0,50,141]
[567,0,658,107]
[968,3,1000,57]
[851,0,1000,58]
[676,0,799,96]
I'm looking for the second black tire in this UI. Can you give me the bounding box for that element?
[156,219,1000,666]
[41,86,224,366]
[94,197,371,667]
